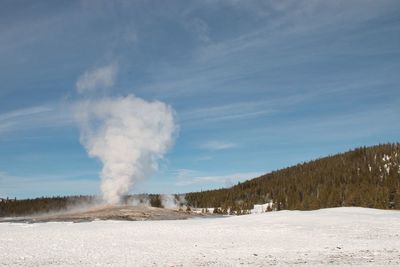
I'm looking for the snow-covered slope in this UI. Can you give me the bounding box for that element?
[1,207,400,266]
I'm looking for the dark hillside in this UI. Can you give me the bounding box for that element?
[0,196,98,217]
[185,143,400,211]
[1,144,399,217]
[0,194,164,217]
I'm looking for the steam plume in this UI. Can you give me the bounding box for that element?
[76,64,117,94]
[75,95,176,204]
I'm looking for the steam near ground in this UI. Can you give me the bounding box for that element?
[130,194,187,209]
[1,207,399,266]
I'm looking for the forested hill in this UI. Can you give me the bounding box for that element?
[1,143,399,217]
[185,143,400,211]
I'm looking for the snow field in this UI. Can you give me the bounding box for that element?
[1,207,400,266]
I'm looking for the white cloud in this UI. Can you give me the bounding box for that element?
[200,140,237,151]
[76,64,117,94]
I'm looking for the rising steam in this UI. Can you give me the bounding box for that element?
[75,95,176,204]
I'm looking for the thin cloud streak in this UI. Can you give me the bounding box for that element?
[175,171,265,188]
[178,94,309,127]
[0,104,75,136]
[0,106,52,121]
[137,0,399,99]
[200,140,237,151]
[247,104,400,144]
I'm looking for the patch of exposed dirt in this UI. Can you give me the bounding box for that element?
[0,205,211,223]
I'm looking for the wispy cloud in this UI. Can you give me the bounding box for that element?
[200,140,237,151]
[185,17,210,44]
[178,93,312,127]
[174,170,264,188]
[0,106,52,121]
[0,104,75,136]
[136,1,399,100]
[175,168,198,180]
[76,63,117,94]
[0,105,53,135]
[247,104,400,144]
[0,0,399,198]
[180,101,276,125]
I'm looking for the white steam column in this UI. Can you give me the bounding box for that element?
[75,95,176,204]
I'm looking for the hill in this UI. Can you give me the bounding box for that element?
[1,143,399,217]
[185,143,400,211]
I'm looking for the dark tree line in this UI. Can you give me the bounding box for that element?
[1,143,400,217]
[0,193,178,217]
[0,195,98,217]
[185,143,400,211]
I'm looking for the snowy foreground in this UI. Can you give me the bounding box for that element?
[1,207,400,266]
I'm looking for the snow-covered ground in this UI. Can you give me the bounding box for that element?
[1,207,400,266]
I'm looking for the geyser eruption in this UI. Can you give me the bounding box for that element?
[76,95,176,204]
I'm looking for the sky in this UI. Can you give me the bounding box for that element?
[0,0,399,199]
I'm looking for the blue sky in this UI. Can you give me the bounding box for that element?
[0,0,399,199]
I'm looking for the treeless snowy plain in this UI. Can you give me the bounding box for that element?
[1,207,400,266]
